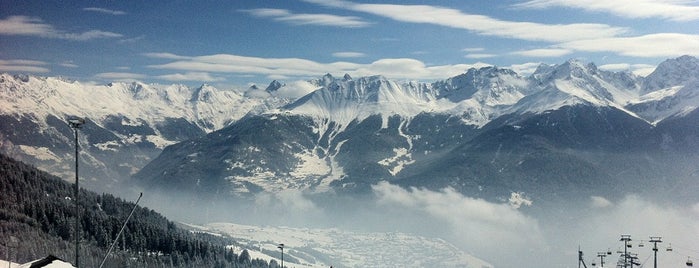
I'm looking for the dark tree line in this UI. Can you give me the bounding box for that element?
[0,154,279,267]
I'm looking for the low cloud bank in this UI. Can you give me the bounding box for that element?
[142,183,699,268]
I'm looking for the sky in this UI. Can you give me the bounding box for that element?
[1,0,698,88]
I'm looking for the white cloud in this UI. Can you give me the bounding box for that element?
[372,182,545,253]
[332,51,366,58]
[157,72,224,82]
[598,63,632,72]
[598,63,657,77]
[274,80,319,98]
[465,53,497,59]
[0,15,122,40]
[94,72,146,80]
[83,7,127,15]
[462,47,485,52]
[0,59,49,73]
[303,0,626,42]
[60,62,78,68]
[147,52,489,80]
[561,33,699,57]
[515,0,699,21]
[590,195,613,208]
[241,8,371,28]
[511,48,573,57]
[59,30,122,41]
[509,62,542,76]
[631,65,657,77]
[143,52,192,60]
[266,74,290,80]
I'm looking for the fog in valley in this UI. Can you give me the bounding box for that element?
[134,181,699,268]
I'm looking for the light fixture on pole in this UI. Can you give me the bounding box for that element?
[68,117,85,268]
[277,243,284,268]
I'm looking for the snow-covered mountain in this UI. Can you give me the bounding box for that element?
[133,56,699,203]
[4,56,699,201]
[0,74,275,189]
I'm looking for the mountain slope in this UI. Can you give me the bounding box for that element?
[0,74,266,190]
[0,153,265,268]
[134,56,699,204]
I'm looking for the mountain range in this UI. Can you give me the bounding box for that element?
[2,56,699,204]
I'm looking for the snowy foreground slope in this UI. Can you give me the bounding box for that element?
[185,222,492,268]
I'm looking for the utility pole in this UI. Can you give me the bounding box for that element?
[649,236,662,268]
[597,252,608,267]
[68,117,85,268]
[620,235,632,268]
[579,246,588,268]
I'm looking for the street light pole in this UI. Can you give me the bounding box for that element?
[277,243,284,268]
[68,117,85,268]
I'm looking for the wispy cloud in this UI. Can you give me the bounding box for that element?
[462,47,485,52]
[304,0,699,59]
[0,59,49,73]
[303,0,626,42]
[146,52,489,80]
[465,53,497,59]
[509,62,542,76]
[241,8,371,28]
[598,63,657,76]
[561,33,699,57]
[94,72,145,80]
[332,51,366,58]
[59,61,79,68]
[0,16,122,40]
[156,72,224,82]
[514,0,699,21]
[83,7,127,16]
[511,48,572,57]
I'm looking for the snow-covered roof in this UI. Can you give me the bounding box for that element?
[19,255,75,268]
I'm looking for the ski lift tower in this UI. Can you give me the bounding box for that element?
[649,236,662,268]
[620,235,632,268]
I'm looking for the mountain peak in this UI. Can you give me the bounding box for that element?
[642,55,699,93]
[191,83,215,102]
[265,80,284,93]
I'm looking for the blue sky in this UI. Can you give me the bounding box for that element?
[1,0,698,87]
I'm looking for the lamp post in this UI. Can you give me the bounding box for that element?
[68,117,85,268]
[277,243,284,268]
